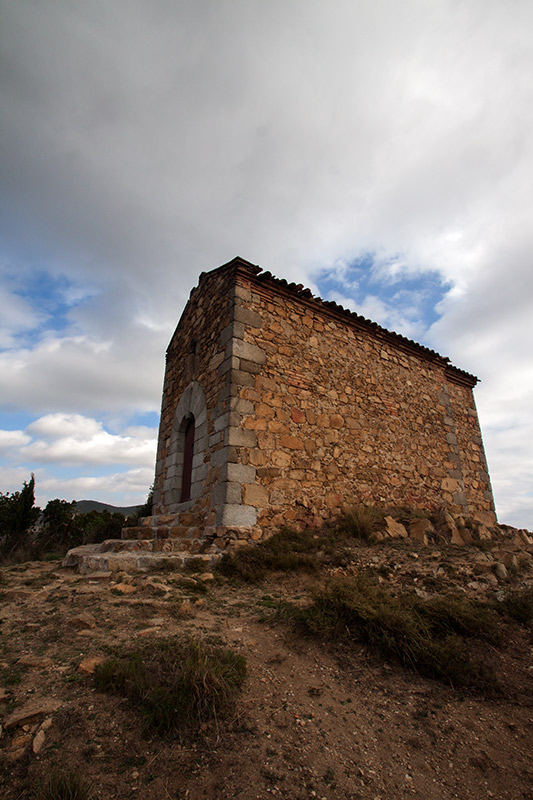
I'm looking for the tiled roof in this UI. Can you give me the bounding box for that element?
[210,256,478,387]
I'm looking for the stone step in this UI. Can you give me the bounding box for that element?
[62,539,221,575]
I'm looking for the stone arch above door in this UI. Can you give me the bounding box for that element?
[164,381,208,513]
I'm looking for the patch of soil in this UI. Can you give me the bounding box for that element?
[1,541,532,800]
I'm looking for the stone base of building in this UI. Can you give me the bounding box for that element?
[123,512,262,554]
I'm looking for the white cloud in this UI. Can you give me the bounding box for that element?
[35,468,154,508]
[24,414,157,467]
[0,1,532,524]
[327,290,426,341]
[1,413,157,467]
[27,414,102,440]
[0,429,31,452]
[0,284,45,348]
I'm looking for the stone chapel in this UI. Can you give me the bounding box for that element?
[143,256,496,553]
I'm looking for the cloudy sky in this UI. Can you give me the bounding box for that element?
[0,0,531,527]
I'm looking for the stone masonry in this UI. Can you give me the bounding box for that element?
[139,256,496,553]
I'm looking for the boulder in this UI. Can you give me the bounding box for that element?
[71,612,97,629]
[408,518,434,545]
[435,509,465,545]
[112,583,137,595]
[493,562,508,582]
[384,516,408,539]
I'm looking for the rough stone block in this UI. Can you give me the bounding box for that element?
[453,491,467,507]
[233,305,263,328]
[214,412,230,432]
[227,427,257,447]
[211,446,239,467]
[218,504,257,527]
[271,450,292,467]
[192,453,204,469]
[223,463,256,483]
[325,492,343,508]
[211,481,242,506]
[441,477,460,493]
[228,338,267,365]
[229,369,256,387]
[239,359,263,374]
[242,484,269,507]
[218,356,240,377]
[230,397,255,414]
[279,435,304,450]
[235,284,251,301]
[384,516,408,539]
[408,517,433,545]
[291,407,306,423]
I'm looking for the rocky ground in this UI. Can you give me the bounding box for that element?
[1,525,532,800]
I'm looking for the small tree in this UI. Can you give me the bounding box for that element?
[0,475,40,560]
[40,498,76,553]
[137,484,154,518]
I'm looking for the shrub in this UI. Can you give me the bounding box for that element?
[494,587,533,625]
[216,519,377,583]
[418,594,502,646]
[217,527,323,582]
[336,505,385,541]
[31,768,90,800]
[94,636,246,738]
[286,574,500,692]
[0,475,40,561]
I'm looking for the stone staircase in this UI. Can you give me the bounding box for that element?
[62,521,221,575]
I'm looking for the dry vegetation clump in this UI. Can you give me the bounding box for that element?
[216,523,533,694]
[217,527,326,582]
[31,767,90,800]
[216,512,388,582]
[494,586,533,624]
[280,575,503,692]
[336,504,387,541]
[94,636,246,738]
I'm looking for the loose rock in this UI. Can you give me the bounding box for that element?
[4,698,62,730]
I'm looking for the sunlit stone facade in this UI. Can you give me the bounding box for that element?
[142,257,496,553]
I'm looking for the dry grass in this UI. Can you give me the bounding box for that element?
[279,574,502,692]
[94,636,246,738]
[31,768,90,800]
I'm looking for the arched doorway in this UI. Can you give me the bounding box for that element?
[180,415,195,502]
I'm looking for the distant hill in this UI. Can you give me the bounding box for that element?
[73,500,142,516]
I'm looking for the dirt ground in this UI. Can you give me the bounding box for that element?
[1,538,532,800]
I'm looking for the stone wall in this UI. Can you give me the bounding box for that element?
[145,258,496,553]
[223,266,496,536]
[151,265,236,548]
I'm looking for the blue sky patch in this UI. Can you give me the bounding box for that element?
[315,252,450,344]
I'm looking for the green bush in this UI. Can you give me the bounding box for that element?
[94,636,246,738]
[0,475,40,561]
[216,520,372,583]
[418,594,502,646]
